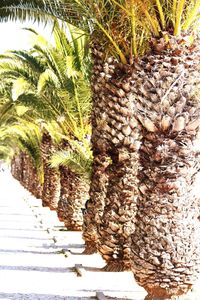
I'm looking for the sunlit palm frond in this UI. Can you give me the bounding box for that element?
[0,0,199,62]
[50,138,93,179]
[0,1,60,25]
[17,93,57,120]
[26,22,92,137]
[9,49,46,73]
[0,120,44,180]
[11,77,32,101]
[0,144,14,161]
[37,69,60,93]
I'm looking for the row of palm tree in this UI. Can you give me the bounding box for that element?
[0,21,92,232]
[0,1,200,299]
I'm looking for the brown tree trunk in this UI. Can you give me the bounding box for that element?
[98,148,139,271]
[83,45,141,270]
[82,152,110,254]
[40,133,60,210]
[11,154,21,180]
[56,165,71,223]
[131,41,200,299]
[27,160,43,199]
[19,152,29,188]
[57,165,89,231]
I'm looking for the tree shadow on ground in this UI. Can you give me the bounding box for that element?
[0,293,95,299]
[0,248,63,255]
[0,265,73,273]
[0,292,134,300]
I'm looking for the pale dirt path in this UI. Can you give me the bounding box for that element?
[0,169,147,300]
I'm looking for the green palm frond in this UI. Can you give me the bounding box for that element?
[40,120,64,144]
[50,132,92,179]
[37,69,60,93]
[0,120,44,181]
[0,143,14,161]
[0,1,59,24]
[0,49,70,123]
[15,104,30,117]
[53,21,91,76]
[0,101,16,125]
[11,77,32,101]
[0,0,199,62]
[17,93,57,120]
[26,22,92,136]
[50,149,91,179]
[9,50,46,73]
[0,59,39,85]
[0,17,91,162]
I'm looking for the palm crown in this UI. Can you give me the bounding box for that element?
[0,1,199,63]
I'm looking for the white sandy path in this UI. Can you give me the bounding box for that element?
[0,169,147,300]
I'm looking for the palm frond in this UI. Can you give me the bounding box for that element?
[182,0,200,31]
[0,1,59,24]
[37,69,60,93]
[0,144,14,161]
[26,22,92,136]
[11,77,32,101]
[0,0,199,62]
[0,120,44,180]
[50,146,92,179]
[9,49,46,73]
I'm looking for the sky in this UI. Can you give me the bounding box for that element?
[0,20,54,54]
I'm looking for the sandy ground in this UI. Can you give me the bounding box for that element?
[0,169,147,300]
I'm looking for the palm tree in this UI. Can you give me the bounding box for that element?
[40,130,60,210]
[29,22,92,216]
[0,1,200,298]
[50,138,92,231]
[0,120,43,196]
[0,22,91,212]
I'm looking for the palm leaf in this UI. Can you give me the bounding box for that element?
[0,0,199,61]
[50,146,92,179]
[0,120,44,181]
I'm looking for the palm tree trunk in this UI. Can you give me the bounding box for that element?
[131,41,200,299]
[11,154,21,180]
[22,153,32,191]
[20,152,29,188]
[57,165,70,222]
[28,160,43,199]
[42,164,60,210]
[57,165,89,231]
[83,45,141,269]
[98,148,139,271]
[41,133,60,210]
[82,152,110,254]
[15,152,23,183]
[64,171,89,231]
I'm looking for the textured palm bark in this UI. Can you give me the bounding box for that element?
[17,153,36,194]
[57,165,71,223]
[31,173,43,200]
[84,46,141,267]
[41,133,60,210]
[10,156,15,178]
[14,152,23,183]
[22,153,32,191]
[144,291,199,300]
[27,161,43,199]
[57,165,89,231]
[63,172,89,231]
[42,161,60,210]
[98,149,139,271]
[82,153,110,254]
[11,155,21,181]
[131,39,200,298]
[19,152,29,189]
